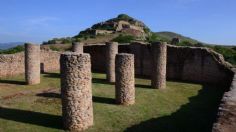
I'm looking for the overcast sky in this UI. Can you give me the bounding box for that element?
[0,0,235,45]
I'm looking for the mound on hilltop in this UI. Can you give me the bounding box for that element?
[43,14,200,45]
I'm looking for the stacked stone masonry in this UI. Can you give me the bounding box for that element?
[72,42,84,53]
[0,50,60,78]
[212,70,236,132]
[106,42,118,83]
[151,42,167,89]
[0,43,235,131]
[115,53,135,105]
[60,53,93,131]
[0,43,233,86]
[25,43,40,85]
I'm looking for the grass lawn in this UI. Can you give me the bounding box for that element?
[0,72,225,132]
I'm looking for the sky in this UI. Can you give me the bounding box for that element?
[0,0,235,45]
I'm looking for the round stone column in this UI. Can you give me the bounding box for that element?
[106,42,118,83]
[72,42,84,53]
[25,43,40,85]
[115,53,135,105]
[60,53,93,131]
[151,42,167,89]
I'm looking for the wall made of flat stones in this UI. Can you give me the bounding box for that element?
[0,52,25,77]
[0,43,233,86]
[40,50,61,72]
[0,50,61,78]
[212,71,236,132]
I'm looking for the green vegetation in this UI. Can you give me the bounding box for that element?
[112,34,135,43]
[210,46,236,65]
[117,14,134,22]
[146,33,169,43]
[0,72,224,132]
[155,32,199,44]
[91,24,115,31]
[0,45,24,54]
[43,37,73,45]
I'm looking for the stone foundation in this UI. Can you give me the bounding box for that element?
[60,53,93,131]
[151,42,167,89]
[72,42,84,53]
[25,43,40,85]
[106,42,118,83]
[115,53,135,105]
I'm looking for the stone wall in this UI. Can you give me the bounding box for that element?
[0,50,60,78]
[40,50,60,72]
[0,52,25,77]
[212,70,236,132]
[0,43,234,86]
[85,43,234,86]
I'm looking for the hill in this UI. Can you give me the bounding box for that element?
[43,14,153,45]
[155,32,200,44]
[1,14,235,66]
[0,42,25,50]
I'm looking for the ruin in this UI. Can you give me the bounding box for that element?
[60,52,93,131]
[115,53,135,105]
[0,42,235,131]
[72,42,84,53]
[151,42,167,89]
[24,43,40,85]
[106,42,118,83]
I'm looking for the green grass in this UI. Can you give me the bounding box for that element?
[0,72,225,132]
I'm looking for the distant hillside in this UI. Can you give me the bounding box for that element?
[155,32,200,44]
[0,42,25,50]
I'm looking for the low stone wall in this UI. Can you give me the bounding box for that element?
[40,50,60,72]
[0,52,25,77]
[0,43,234,86]
[0,50,60,78]
[212,70,236,132]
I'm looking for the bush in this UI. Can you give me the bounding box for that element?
[212,46,236,65]
[146,33,159,43]
[177,41,194,47]
[117,14,132,21]
[112,34,135,43]
[146,33,169,43]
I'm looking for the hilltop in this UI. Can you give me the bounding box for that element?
[0,14,235,65]
[43,14,200,45]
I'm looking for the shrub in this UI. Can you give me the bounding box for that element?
[177,41,194,47]
[112,34,135,43]
[212,46,236,65]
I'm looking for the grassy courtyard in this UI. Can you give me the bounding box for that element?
[0,72,225,132]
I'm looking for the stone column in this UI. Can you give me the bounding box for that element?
[72,42,84,53]
[60,53,93,131]
[106,42,118,83]
[151,42,167,89]
[115,53,135,105]
[25,43,40,85]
